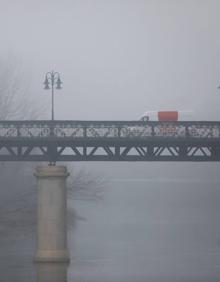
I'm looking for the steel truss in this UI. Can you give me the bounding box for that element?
[0,120,219,161]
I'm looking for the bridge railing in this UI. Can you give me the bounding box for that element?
[0,120,219,139]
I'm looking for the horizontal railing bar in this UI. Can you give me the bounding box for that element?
[0,120,219,125]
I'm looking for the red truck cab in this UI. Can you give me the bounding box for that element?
[140,111,179,121]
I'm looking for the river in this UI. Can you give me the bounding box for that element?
[1,165,220,282]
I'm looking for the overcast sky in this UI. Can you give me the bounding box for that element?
[1,6,220,276]
[0,0,220,121]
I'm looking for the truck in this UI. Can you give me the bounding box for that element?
[140,111,192,121]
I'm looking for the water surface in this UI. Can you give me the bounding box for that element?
[1,178,220,281]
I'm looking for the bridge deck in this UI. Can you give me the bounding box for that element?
[0,120,219,161]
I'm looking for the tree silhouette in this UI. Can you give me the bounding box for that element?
[0,57,106,240]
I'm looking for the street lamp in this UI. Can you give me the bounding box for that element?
[43,71,63,120]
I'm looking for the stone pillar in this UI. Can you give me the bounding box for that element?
[34,165,70,262]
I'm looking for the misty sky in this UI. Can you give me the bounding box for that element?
[0,0,220,121]
[1,4,220,280]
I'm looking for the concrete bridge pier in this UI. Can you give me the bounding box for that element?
[34,165,70,262]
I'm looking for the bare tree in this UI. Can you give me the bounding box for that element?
[0,56,41,238]
[0,56,43,120]
[0,56,106,240]
[68,166,106,201]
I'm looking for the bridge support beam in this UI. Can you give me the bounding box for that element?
[34,165,70,262]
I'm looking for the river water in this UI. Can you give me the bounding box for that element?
[1,168,220,281]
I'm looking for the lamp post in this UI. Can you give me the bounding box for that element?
[43,71,62,121]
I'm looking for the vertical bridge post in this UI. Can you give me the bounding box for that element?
[34,165,70,262]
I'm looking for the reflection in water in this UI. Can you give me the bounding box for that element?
[36,263,68,282]
[2,181,220,281]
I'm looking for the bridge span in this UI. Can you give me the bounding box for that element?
[2,119,220,262]
[0,120,219,162]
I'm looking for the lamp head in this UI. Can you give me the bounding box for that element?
[43,77,50,90]
[56,76,62,89]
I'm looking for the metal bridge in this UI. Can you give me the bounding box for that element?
[0,120,219,162]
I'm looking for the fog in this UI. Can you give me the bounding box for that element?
[0,1,220,281]
[1,0,220,120]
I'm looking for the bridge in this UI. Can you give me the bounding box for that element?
[3,119,220,262]
[0,120,220,162]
